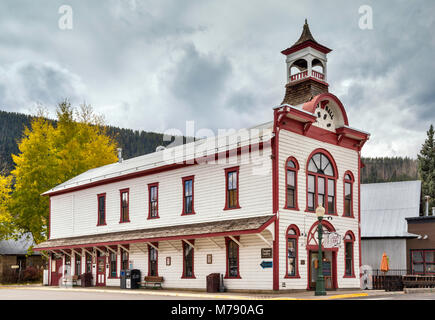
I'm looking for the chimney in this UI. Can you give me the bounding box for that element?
[117,148,123,163]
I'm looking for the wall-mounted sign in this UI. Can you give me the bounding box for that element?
[324,232,341,248]
[166,257,171,266]
[261,248,273,259]
[260,261,273,269]
[300,260,305,265]
[207,254,213,264]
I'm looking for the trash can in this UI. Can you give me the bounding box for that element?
[131,269,141,289]
[206,273,220,293]
[125,269,132,289]
[120,270,126,289]
[80,273,93,287]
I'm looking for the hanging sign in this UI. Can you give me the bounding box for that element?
[324,232,341,248]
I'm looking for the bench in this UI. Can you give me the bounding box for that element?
[72,275,79,286]
[139,276,164,289]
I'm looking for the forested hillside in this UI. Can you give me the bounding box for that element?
[0,110,172,174]
[0,110,420,183]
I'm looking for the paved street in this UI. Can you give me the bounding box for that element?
[349,292,435,300]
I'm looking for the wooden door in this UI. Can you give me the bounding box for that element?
[50,258,63,286]
[96,256,106,286]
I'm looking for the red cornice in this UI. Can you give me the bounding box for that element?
[281,40,332,56]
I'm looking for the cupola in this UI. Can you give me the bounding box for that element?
[281,20,331,106]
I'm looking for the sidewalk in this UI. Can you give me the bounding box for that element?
[0,284,404,300]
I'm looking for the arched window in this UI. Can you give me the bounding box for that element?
[306,150,337,214]
[344,231,355,278]
[285,225,300,278]
[285,157,299,210]
[343,172,354,217]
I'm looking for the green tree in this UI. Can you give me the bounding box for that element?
[417,124,435,215]
[4,101,118,243]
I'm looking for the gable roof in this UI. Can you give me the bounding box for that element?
[361,180,421,238]
[0,233,39,255]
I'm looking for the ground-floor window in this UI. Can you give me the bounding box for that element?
[121,248,129,271]
[411,249,435,275]
[225,237,240,278]
[86,252,92,273]
[344,231,355,277]
[182,240,195,278]
[286,225,300,278]
[109,252,117,278]
[75,253,81,275]
[148,244,158,276]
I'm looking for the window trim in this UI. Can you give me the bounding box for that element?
[411,249,435,275]
[343,231,355,278]
[284,157,300,211]
[181,176,196,216]
[305,149,338,215]
[181,240,196,279]
[108,248,118,279]
[285,225,301,279]
[97,193,107,226]
[342,171,355,218]
[224,236,241,279]
[85,252,93,274]
[148,182,159,219]
[224,166,241,210]
[119,188,130,223]
[148,243,159,277]
[120,246,129,271]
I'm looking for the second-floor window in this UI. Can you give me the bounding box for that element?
[343,172,354,217]
[225,167,240,210]
[97,193,106,226]
[148,183,159,219]
[182,176,195,215]
[120,189,130,223]
[285,157,299,210]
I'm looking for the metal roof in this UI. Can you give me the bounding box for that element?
[361,180,421,238]
[0,233,39,255]
[42,121,274,195]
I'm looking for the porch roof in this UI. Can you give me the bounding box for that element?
[33,215,275,251]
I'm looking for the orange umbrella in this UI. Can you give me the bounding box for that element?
[380,252,389,272]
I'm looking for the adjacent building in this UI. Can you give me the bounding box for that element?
[34,21,369,291]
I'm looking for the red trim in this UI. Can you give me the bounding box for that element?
[287,76,329,88]
[343,231,356,278]
[148,182,159,219]
[97,193,107,226]
[119,188,130,223]
[148,242,159,277]
[358,152,362,277]
[301,93,349,126]
[181,176,195,215]
[181,239,196,279]
[96,255,106,286]
[48,197,51,240]
[304,148,338,215]
[281,40,332,55]
[33,216,276,251]
[342,171,355,218]
[224,166,241,210]
[224,236,241,279]
[284,225,301,279]
[283,156,300,211]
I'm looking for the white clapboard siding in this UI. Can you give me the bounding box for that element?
[50,146,273,239]
[278,129,361,289]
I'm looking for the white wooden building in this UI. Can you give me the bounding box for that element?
[34,21,370,292]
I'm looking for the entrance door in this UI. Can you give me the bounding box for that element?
[50,258,63,286]
[308,251,336,290]
[96,256,106,286]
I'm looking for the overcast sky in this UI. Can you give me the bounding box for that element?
[0,0,434,158]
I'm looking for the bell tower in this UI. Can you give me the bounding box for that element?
[281,19,331,106]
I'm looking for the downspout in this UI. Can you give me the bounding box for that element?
[272,108,280,291]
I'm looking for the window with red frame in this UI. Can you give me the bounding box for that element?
[307,152,336,214]
[226,238,239,278]
[85,252,92,273]
[75,253,81,276]
[182,241,195,278]
[344,173,354,217]
[148,184,159,218]
[121,248,129,271]
[344,232,354,277]
[182,177,194,215]
[225,167,240,209]
[148,245,158,276]
[109,251,117,278]
[97,193,106,225]
[120,189,129,223]
[286,158,298,209]
[286,227,299,277]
